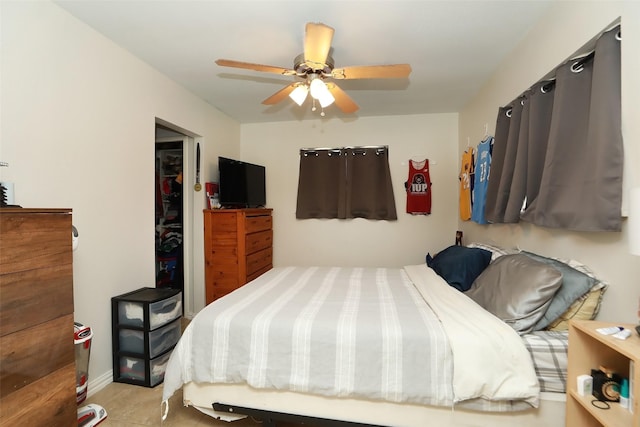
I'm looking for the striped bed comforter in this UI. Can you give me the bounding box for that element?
[162,265,539,411]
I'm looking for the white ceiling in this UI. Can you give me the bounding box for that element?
[54,0,554,124]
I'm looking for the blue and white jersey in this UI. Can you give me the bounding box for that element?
[471,136,493,224]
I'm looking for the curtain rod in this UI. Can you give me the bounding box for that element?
[300,145,388,153]
[300,146,389,157]
[502,24,620,118]
[514,23,620,106]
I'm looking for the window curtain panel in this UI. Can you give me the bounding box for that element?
[519,81,555,223]
[486,98,526,223]
[296,146,397,220]
[485,25,622,232]
[296,149,345,219]
[484,106,512,223]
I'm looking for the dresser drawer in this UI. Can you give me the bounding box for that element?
[0,362,76,426]
[244,214,272,234]
[0,314,74,398]
[246,229,272,254]
[247,247,272,276]
[0,212,71,275]
[0,264,73,337]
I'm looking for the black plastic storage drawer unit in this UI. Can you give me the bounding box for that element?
[111,287,182,387]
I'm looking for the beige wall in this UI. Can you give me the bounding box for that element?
[1,1,240,385]
[2,0,638,395]
[241,113,459,268]
[459,1,640,324]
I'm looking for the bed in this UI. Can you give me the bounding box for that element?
[161,245,606,427]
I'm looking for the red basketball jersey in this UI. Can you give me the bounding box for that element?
[406,159,432,214]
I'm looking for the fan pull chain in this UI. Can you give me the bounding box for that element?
[311,98,317,112]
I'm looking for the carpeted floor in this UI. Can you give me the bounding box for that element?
[83,381,302,426]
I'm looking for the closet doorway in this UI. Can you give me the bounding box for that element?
[155,138,184,291]
[155,122,195,317]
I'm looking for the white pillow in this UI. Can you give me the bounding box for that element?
[467,242,519,262]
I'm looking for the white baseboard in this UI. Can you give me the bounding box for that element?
[87,370,113,398]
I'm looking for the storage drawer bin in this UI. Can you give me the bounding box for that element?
[118,318,181,359]
[115,288,181,330]
[116,350,172,387]
[112,287,182,387]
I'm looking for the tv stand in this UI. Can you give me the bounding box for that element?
[203,208,273,304]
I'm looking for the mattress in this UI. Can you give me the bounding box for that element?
[522,330,568,393]
[163,265,540,418]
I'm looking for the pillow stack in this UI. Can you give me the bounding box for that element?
[426,243,607,334]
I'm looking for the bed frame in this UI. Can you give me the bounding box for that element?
[181,382,566,427]
[212,403,385,427]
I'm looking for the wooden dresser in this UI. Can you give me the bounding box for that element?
[0,208,76,426]
[204,208,272,304]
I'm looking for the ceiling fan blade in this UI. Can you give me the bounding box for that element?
[216,59,296,76]
[326,83,359,114]
[304,23,334,68]
[331,64,412,80]
[262,84,297,105]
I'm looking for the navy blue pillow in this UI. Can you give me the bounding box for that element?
[426,246,492,291]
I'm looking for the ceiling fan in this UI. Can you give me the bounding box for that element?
[215,22,412,116]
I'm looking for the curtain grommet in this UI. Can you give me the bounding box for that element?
[541,81,555,94]
[571,61,585,73]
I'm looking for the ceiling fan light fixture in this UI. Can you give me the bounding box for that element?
[317,90,335,108]
[309,77,334,108]
[309,76,325,98]
[289,84,309,106]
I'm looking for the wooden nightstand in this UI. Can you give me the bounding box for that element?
[566,319,640,427]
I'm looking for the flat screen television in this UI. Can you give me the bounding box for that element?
[218,157,266,208]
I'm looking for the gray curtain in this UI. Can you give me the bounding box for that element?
[485,25,622,232]
[296,146,397,220]
[296,149,344,218]
[489,97,525,223]
[484,106,512,223]
[504,92,531,223]
[520,81,555,222]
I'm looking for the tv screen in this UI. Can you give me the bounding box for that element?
[218,157,266,208]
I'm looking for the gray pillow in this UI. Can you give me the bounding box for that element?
[522,251,599,331]
[466,254,563,334]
